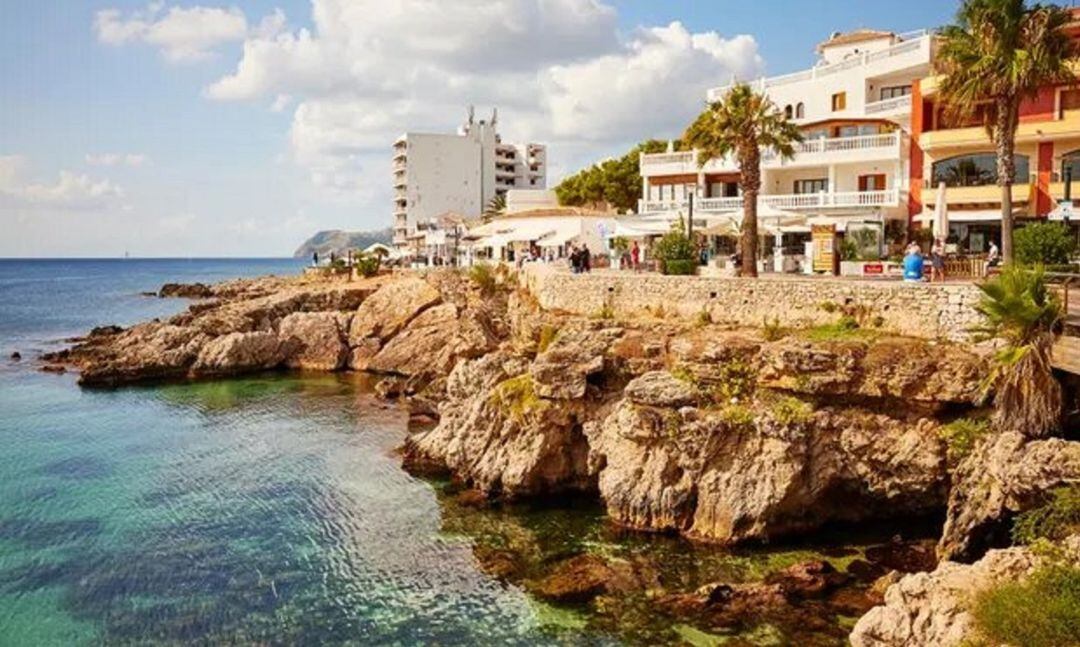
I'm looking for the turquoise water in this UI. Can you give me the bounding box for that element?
[0,260,594,645]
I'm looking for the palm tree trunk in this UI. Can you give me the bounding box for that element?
[996,102,1018,264]
[742,189,758,278]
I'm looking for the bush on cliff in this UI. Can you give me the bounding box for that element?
[1012,485,1080,545]
[938,417,991,463]
[469,263,498,296]
[971,562,1080,647]
[975,265,1063,437]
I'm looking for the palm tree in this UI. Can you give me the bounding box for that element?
[482,194,506,223]
[683,83,802,277]
[936,0,1078,263]
[976,264,1064,437]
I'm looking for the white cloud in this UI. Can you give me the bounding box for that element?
[201,0,764,200]
[94,3,250,63]
[0,155,125,211]
[86,153,150,167]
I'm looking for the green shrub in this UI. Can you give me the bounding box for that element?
[938,417,991,463]
[762,316,785,341]
[469,263,498,295]
[712,360,757,404]
[718,404,755,430]
[970,563,1080,647]
[802,316,872,342]
[1012,485,1080,545]
[1015,222,1076,266]
[537,325,559,353]
[653,224,696,263]
[592,302,615,320]
[354,252,381,277]
[768,394,813,426]
[696,308,712,327]
[662,259,697,276]
[839,238,859,262]
[488,375,545,421]
[819,301,839,313]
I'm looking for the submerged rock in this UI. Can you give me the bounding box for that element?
[938,431,1080,562]
[158,282,213,298]
[528,554,630,603]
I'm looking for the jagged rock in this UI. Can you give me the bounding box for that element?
[367,303,497,377]
[348,277,441,345]
[667,330,760,383]
[402,352,595,497]
[938,431,1080,562]
[529,324,622,399]
[78,324,209,385]
[586,401,947,543]
[623,371,697,408]
[278,311,350,371]
[159,282,213,298]
[658,581,788,628]
[758,338,985,404]
[191,331,286,377]
[850,535,1080,647]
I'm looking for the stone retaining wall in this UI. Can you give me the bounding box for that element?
[522,265,983,341]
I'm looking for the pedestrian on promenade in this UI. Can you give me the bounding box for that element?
[570,245,580,274]
[312,251,319,267]
[930,238,946,283]
[582,245,591,273]
[630,241,640,272]
[985,241,1000,277]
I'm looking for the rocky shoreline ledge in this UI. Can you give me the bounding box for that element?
[41,270,1080,645]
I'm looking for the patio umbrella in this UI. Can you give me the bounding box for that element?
[933,181,948,240]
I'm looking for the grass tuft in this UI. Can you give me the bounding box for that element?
[938,417,991,463]
[970,563,1080,647]
[1012,485,1080,545]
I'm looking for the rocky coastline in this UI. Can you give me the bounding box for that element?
[39,269,1080,645]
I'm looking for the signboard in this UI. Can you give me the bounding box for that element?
[811,224,837,274]
[1058,199,1074,221]
[862,262,884,275]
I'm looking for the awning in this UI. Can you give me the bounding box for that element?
[914,210,1020,224]
[806,213,885,232]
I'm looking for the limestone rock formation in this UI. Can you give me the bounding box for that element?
[586,392,948,543]
[278,311,350,371]
[191,331,287,377]
[366,302,497,377]
[938,431,1080,562]
[348,277,441,345]
[623,371,697,408]
[850,535,1080,647]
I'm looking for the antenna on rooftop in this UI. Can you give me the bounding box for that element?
[467,105,475,127]
[491,107,498,128]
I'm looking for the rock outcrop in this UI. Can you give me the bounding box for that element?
[278,311,351,371]
[586,396,948,543]
[938,431,1080,562]
[851,535,1080,647]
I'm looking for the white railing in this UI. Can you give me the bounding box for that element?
[708,34,931,98]
[865,95,913,115]
[642,133,900,174]
[638,189,900,214]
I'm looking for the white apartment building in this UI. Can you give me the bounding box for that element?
[392,109,547,248]
[638,28,936,232]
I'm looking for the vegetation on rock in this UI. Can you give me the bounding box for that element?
[975,264,1063,436]
[938,417,991,463]
[970,562,1080,647]
[1012,485,1080,545]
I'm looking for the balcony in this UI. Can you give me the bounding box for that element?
[865,94,912,118]
[920,110,1080,150]
[707,32,933,101]
[640,133,902,177]
[639,188,901,214]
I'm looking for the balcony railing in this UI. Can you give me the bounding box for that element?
[641,133,901,175]
[865,95,913,115]
[638,188,900,214]
[707,32,932,99]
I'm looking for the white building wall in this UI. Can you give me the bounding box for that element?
[400,133,483,241]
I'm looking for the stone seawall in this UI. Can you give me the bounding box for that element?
[522,265,983,341]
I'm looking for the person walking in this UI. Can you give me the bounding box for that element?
[930,238,946,283]
[985,240,1000,277]
[312,251,319,267]
[631,241,640,272]
[582,245,591,273]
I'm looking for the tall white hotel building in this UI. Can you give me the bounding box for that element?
[392,109,547,249]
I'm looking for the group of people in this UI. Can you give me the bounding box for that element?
[902,238,1000,282]
[569,243,592,273]
[616,241,642,271]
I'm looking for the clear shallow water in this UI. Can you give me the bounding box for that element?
[0,259,614,645]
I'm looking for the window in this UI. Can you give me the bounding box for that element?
[831,92,847,111]
[1061,149,1080,181]
[1061,89,1080,117]
[931,153,1030,187]
[796,103,805,119]
[880,86,911,100]
[784,105,793,119]
[794,178,828,194]
[803,128,829,140]
[838,124,881,138]
[858,174,887,191]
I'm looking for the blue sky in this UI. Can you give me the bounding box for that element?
[0,0,958,257]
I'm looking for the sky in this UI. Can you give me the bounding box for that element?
[0,0,958,258]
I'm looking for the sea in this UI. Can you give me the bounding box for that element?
[0,258,890,646]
